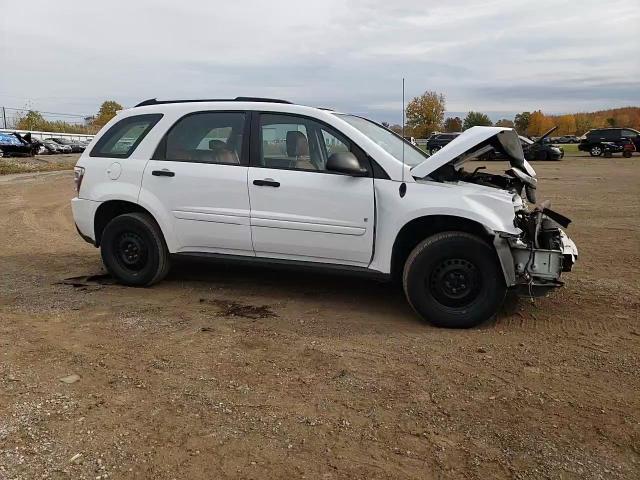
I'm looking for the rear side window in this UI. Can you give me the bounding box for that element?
[156,111,247,165]
[90,114,162,158]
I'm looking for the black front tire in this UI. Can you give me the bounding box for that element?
[100,212,170,287]
[402,232,506,328]
[590,145,603,157]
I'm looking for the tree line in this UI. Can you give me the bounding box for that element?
[15,101,124,134]
[388,91,640,138]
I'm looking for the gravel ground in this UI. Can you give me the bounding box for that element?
[0,157,638,479]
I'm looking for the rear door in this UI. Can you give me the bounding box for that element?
[140,111,253,255]
[621,129,639,150]
[247,112,375,266]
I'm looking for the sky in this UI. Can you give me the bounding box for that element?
[1,0,639,124]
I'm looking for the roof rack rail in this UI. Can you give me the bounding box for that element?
[134,97,292,107]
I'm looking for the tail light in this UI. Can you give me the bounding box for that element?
[74,166,85,195]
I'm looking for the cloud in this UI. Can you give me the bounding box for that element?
[1,0,638,123]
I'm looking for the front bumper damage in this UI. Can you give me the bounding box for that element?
[494,205,578,295]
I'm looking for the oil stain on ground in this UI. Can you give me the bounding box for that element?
[199,298,277,319]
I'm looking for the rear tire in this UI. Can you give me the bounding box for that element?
[100,212,170,286]
[402,232,506,328]
[590,145,603,156]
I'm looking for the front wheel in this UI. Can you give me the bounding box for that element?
[429,146,441,154]
[100,212,170,286]
[590,145,603,156]
[402,232,506,328]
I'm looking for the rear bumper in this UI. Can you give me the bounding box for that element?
[71,197,100,245]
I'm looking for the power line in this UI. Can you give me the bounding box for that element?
[2,106,91,118]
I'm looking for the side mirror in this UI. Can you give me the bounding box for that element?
[326,152,368,176]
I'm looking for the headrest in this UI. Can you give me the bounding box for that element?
[286,131,309,157]
[209,139,227,150]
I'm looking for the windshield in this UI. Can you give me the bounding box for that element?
[336,114,429,167]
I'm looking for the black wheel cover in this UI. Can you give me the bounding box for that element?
[114,231,148,272]
[429,258,482,308]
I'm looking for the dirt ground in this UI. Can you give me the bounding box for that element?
[0,157,638,479]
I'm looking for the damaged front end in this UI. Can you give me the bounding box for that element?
[502,202,578,295]
[411,126,578,295]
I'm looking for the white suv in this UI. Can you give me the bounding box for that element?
[72,97,577,328]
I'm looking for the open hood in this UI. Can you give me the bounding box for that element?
[411,126,536,179]
[533,126,557,145]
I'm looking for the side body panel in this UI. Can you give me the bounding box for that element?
[140,161,253,255]
[368,179,521,274]
[248,167,374,265]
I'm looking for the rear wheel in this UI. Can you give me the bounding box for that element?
[590,145,603,156]
[430,146,441,154]
[100,212,170,286]
[402,232,506,328]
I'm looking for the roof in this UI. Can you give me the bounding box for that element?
[134,97,292,107]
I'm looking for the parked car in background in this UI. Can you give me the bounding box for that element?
[426,133,460,154]
[0,132,37,157]
[43,138,73,153]
[46,137,86,153]
[555,135,579,144]
[521,135,564,161]
[40,139,64,154]
[578,128,640,156]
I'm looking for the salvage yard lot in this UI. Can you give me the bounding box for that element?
[0,158,638,479]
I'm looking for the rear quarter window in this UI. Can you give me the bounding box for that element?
[90,114,163,158]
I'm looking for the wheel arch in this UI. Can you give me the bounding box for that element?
[94,200,158,247]
[389,214,499,280]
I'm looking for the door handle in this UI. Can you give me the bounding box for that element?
[253,179,280,187]
[152,169,175,177]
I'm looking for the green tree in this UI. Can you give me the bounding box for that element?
[462,111,492,130]
[16,111,46,131]
[405,91,445,138]
[514,112,531,133]
[93,100,123,128]
[443,116,462,132]
[495,118,514,128]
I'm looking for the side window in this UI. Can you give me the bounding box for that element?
[162,112,246,165]
[602,130,619,140]
[258,113,363,173]
[90,114,162,158]
[321,129,350,157]
[621,129,638,138]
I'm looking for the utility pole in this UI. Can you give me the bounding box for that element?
[1,107,6,129]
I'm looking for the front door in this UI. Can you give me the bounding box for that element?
[247,113,375,266]
[140,111,254,255]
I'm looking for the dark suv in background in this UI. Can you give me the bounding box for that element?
[578,128,639,156]
[426,133,460,154]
